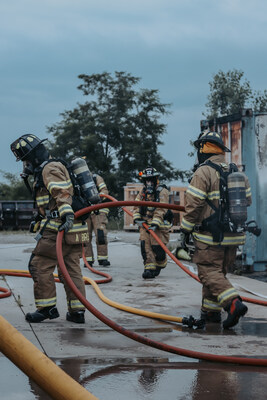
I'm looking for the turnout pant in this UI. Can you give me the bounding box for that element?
[193,240,239,311]
[84,213,108,263]
[139,227,169,272]
[29,229,85,312]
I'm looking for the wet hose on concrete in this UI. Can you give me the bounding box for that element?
[1,200,267,368]
[0,315,99,400]
[57,200,267,367]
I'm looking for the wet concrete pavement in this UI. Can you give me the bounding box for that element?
[0,231,267,399]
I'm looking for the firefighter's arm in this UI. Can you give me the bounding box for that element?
[150,188,169,228]
[133,192,144,223]
[96,175,110,215]
[180,171,209,233]
[43,162,74,222]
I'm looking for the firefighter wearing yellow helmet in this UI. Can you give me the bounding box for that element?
[180,130,252,328]
[133,167,172,279]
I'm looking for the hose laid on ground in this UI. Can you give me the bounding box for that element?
[101,195,267,307]
[57,201,267,367]
[83,256,199,327]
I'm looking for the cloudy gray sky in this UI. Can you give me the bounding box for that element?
[1,0,267,183]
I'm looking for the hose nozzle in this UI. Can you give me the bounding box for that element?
[182,315,205,329]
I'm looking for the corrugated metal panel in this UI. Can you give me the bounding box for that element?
[201,111,267,270]
[230,121,242,168]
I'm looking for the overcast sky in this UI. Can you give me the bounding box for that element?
[1,0,267,184]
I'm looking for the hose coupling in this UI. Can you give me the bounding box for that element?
[182,315,205,329]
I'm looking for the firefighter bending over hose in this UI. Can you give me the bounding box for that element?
[133,167,173,279]
[84,173,111,267]
[180,131,252,329]
[10,134,88,324]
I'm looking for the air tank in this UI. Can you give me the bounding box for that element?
[70,158,100,204]
[227,171,247,226]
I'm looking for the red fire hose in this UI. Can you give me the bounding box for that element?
[56,200,267,366]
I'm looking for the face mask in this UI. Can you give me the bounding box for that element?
[145,180,155,194]
[22,161,34,177]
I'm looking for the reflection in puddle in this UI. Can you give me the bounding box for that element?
[1,357,267,400]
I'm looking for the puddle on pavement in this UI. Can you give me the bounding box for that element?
[1,356,267,400]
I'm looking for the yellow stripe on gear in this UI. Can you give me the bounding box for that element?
[218,288,239,305]
[47,179,72,193]
[193,232,246,246]
[35,297,57,308]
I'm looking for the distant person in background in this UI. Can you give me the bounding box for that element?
[84,174,111,267]
[133,167,172,279]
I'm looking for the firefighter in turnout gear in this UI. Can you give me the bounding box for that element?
[180,131,252,328]
[133,167,172,279]
[10,134,88,323]
[84,174,111,267]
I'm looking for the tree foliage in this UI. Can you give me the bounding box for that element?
[204,69,267,119]
[47,71,186,198]
[0,171,32,200]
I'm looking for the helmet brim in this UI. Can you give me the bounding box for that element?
[194,138,231,152]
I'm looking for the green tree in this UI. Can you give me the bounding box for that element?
[47,71,186,198]
[204,69,267,119]
[204,69,252,119]
[0,171,32,200]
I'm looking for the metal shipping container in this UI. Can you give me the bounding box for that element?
[201,109,267,271]
[0,200,36,230]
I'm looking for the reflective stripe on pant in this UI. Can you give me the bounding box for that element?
[139,227,169,270]
[30,229,85,312]
[193,239,239,309]
[85,213,108,262]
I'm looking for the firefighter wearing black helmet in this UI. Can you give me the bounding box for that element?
[10,134,88,324]
[133,167,172,279]
[180,131,252,329]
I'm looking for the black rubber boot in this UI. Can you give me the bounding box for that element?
[66,310,85,323]
[223,298,248,329]
[25,306,59,323]
[142,270,156,279]
[200,310,221,323]
[153,266,162,277]
[84,261,93,268]
[98,260,111,266]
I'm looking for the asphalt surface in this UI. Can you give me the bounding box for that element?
[0,231,267,399]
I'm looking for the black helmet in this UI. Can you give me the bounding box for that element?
[10,134,47,161]
[194,131,230,152]
[138,167,160,181]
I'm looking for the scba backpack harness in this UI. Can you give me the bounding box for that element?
[200,161,248,242]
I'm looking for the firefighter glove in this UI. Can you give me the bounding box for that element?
[134,219,145,227]
[59,214,74,233]
[148,224,158,231]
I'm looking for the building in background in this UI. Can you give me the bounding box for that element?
[123,183,186,232]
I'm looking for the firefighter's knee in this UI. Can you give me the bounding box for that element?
[152,245,166,262]
[97,229,106,245]
[141,240,147,261]
[28,254,37,281]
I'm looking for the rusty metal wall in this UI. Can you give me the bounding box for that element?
[202,111,267,271]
